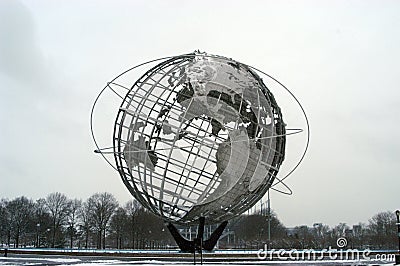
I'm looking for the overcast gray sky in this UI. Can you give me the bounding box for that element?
[1,0,399,228]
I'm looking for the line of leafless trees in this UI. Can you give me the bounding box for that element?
[0,192,173,249]
[0,193,398,250]
[230,210,398,250]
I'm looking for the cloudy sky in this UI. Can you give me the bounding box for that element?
[1,0,399,228]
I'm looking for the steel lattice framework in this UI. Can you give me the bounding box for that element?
[112,52,286,225]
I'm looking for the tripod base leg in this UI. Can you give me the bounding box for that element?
[166,219,228,253]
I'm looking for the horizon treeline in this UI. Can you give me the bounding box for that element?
[0,192,397,250]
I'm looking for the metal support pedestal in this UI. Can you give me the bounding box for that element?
[167,217,228,264]
[396,210,400,265]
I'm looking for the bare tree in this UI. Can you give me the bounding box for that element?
[332,222,350,238]
[367,211,397,249]
[231,212,287,249]
[110,207,127,249]
[0,199,10,247]
[134,208,170,249]
[45,192,71,247]
[316,224,331,248]
[350,222,368,249]
[124,199,142,248]
[33,198,52,247]
[66,199,82,248]
[87,192,118,249]
[6,197,34,247]
[78,200,92,248]
[291,225,314,249]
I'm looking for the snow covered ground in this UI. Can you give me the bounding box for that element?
[0,256,395,266]
[0,248,396,265]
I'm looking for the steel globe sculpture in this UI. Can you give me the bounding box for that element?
[91,51,308,252]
